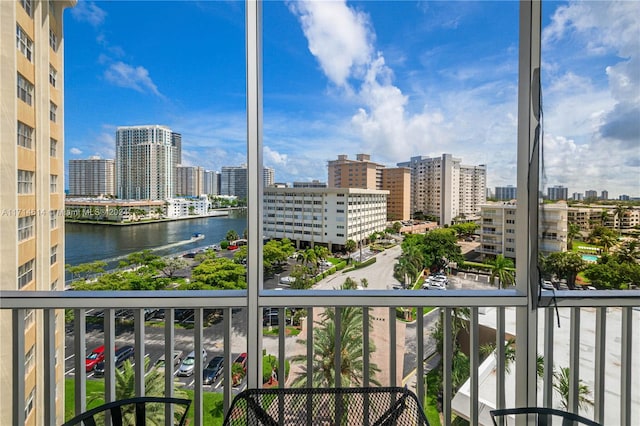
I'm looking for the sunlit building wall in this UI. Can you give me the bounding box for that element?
[0,0,76,423]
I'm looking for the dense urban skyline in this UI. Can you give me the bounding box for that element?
[64,1,639,197]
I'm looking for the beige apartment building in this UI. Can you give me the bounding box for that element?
[0,0,75,424]
[327,153,410,221]
[176,165,205,197]
[568,204,640,233]
[478,202,568,260]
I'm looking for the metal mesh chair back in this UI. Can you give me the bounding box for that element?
[223,387,430,426]
[490,407,602,426]
[61,396,191,426]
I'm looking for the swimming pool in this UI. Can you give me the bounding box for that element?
[581,254,599,262]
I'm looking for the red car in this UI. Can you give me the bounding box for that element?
[233,352,247,372]
[85,345,105,372]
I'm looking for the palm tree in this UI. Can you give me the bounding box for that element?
[614,240,639,264]
[598,233,617,254]
[600,209,610,227]
[344,239,357,263]
[313,245,330,263]
[226,229,239,242]
[489,255,515,289]
[553,367,593,410]
[394,257,418,287]
[88,358,188,425]
[613,204,628,235]
[299,248,318,274]
[291,305,380,388]
[567,223,581,250]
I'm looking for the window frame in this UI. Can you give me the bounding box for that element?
[17,121,34,149]
[50,245,58,265]
[18,215,35,242]
[50,174,58,193]
[20,0,32,17]
[17,170,34,194]
[16,25,33,62]
[50,138,58,157]
[49,29,58,51]
[18,259,35,289]
[17,73,34,106]
[49,102,57,122]
[49,65,57,87]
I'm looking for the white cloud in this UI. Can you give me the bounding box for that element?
[69,147,83,155]
[104,62,162,97]
[288,0,373,88]
[70,1,106,27]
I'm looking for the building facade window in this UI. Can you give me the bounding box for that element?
[24,308,35,328]
[50,102,57,122]
[50,174,58,192]
[50,138,57,156]
[18,215,35,241]
[18,259,35,288]
[49,29,58,51]
[51,279,58,291]
[25,387,35,419]
[49,65,57,87]
[50,245,58,265]
[50,210,58,229]
[24,345,35,374]
[17,121,34,148]
[20,0,33,16]
[18,170,34,194]
[17,73,33,105]
[16,25,33,61]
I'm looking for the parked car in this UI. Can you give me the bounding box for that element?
[431,275,449,286]
[233,353,247,373]
[94,346,135,376]
[85,345,105,372]
[177,349,208,377]
[279,276,296,285]
[154,350,183,372]
[203,356,224,385]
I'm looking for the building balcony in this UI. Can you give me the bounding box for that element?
[3,288,637,425]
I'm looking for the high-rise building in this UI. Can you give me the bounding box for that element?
[263,166,275,188]
[0,0,75,423]
[220,165,272,200]
[585,189,598,200]
[572,192,584,201]
[380,167,411,221]
[600,190,608,200]
[221,165,248,200]
[115,125,175,200]
[328,154,410,221]
[328,153,382,189]
[176,165,204,196]
[171,132,182,165]
[547,185,568,201]
[495,185,517,201]
[397,154,487,225]
[203,170,220,195]
[68,157,115,197]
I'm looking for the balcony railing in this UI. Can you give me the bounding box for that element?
[2,289,638,425]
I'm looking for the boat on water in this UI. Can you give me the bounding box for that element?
[191,233,205,241]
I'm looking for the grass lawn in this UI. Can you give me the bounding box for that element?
[64,378,225,425]
[263,325,301,336]
[424,369,442,426]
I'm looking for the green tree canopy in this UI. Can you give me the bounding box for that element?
[401,228,464,271]
[191,257,247,290]
[542,252,587,289]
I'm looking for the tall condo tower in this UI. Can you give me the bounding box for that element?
[115,125,176,200]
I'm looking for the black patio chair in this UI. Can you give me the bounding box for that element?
[62,396,191,426]
[490,407,602,426]
[222,386,430,425]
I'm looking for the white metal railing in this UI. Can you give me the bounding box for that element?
[1,289,638,425]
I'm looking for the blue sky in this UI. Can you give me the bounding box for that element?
[64,1,639,198]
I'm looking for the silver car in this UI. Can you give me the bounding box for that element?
[177,349,207,377]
